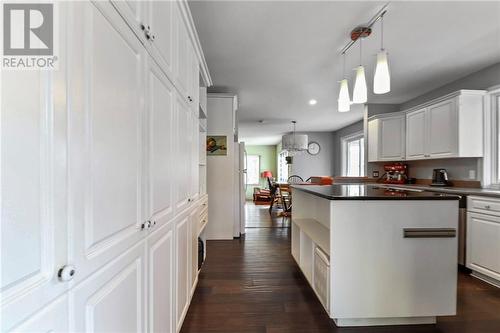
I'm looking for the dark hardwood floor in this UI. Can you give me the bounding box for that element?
[181,204,500,333]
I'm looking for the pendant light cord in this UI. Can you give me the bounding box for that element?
[359,37,362,66]
[380,15,384,50]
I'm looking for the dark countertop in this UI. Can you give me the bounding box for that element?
[292,184,461,200]
[369,183,500,198]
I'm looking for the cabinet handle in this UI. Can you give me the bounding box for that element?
[141,220,152,230]
[403,228,456,238]
[58,265,76,282]
[187,96,193,103]
[484,205,491,209]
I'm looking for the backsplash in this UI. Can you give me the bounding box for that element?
[368,157,482,182]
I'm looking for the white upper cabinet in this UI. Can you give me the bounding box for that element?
[146,0,176,78]
[176,13,190,101]
[147,57,175,226]
[368,114,405,162]
[406,108,427,160]
[427,98,458,158]
[405,90,485,160]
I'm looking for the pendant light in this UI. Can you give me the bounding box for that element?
[353,38,367,104]
[338,53,351,112]
[374,15,391,94]
[281,121,308,155]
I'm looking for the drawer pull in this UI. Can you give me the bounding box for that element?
[484,205,491,209]
[403,228,456,238]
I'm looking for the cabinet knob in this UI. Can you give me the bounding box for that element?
[58,265,76,282]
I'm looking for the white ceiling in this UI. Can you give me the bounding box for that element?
[189,1,500,145]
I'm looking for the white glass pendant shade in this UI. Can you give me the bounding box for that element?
[353,66,367,103]
[374,50,390,94]
[282,134,308,152]
[338,79,350,112]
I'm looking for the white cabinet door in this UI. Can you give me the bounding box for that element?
[147,58,175,226]
[175,97,191,212]
[406,108,427,160]
[69,242,146,332]
[175,215,191,331]
[7,296,69,333]
[427,98,458,158]
[147,219,175,333]
[67,1,146,284]
[190,113,200,201]
[176,9,190,101]
[189,209,200,292]
[111,1,148,41]
[379,115,405,161]
[1,27,68,331]
[467,212,500,281]
[147,0,176,78]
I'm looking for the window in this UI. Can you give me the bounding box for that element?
[485,86,500,187]
[246,155,260,185]
[278,150,289,182]
[341,132,365,177]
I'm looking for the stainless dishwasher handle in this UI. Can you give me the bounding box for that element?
[403,228,456,238]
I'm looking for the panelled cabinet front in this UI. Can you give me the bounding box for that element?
[1,1,208,332]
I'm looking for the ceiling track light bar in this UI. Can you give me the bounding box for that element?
[340,3,390,55]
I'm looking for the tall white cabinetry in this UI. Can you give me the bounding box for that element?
[1,1,212,332]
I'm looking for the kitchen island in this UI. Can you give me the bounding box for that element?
[291,184,460,327]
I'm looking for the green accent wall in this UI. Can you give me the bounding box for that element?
[245,145,277,200]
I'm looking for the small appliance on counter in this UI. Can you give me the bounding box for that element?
[382,163,408,184]
[431,168,450,187]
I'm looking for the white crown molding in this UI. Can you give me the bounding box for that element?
[177,0,213,87]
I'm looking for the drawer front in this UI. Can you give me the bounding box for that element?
[468,196,500,217]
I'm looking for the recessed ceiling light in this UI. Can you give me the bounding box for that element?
[309,99,317,105]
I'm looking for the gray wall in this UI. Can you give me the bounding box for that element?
[290,132,334,179]
[400,62,500,110]
[332,120,364,176]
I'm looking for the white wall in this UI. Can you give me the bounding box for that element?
[207,96,236,239]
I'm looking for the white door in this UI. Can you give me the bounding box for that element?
[69,242,146,332]
[67,1,146,284]
[147,57,175,226]
[190,114,200,202]
[175,215,190,330]
[110,1,148,41]
[1,59,68,333]
[379,115,405,161]
[176,8,190,101]
[406,108,427,160]
[147,0,176,78]
[6,296,69,333]
[147,220,175,333]
[175,97,191,212]
[427,98,458,158]
[467,213,500,280]
[189,209,200,291]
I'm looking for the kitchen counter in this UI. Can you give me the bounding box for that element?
[369,183,500,198]
[292,184,460,200]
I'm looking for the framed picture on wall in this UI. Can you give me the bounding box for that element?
[207,136,227,156]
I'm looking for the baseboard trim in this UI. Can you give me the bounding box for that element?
[333,316,436,327]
